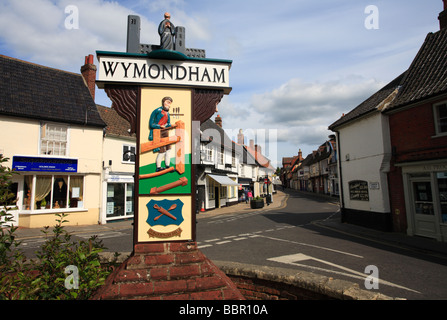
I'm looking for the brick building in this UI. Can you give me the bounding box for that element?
[329,1,447,241]
[383,3,447,241]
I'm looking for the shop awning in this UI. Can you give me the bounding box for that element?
[208,174,239,186]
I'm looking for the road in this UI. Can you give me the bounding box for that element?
[17,190,447,300]
[196,191,447,300]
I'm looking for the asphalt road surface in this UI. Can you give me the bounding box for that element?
[17,191,447,300]
[196,191,447,300]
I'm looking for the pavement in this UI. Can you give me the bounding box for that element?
[13,189,447,259]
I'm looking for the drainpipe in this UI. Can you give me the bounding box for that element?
[335,131,345,214]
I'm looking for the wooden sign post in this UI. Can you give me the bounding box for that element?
[93,13,243,300]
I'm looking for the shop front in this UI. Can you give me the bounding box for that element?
[10,155,99,228]
[398,160,447,242]
[206,174,239,209]
[102,173,134,223]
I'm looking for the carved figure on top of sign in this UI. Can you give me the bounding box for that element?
[158,12,176,50]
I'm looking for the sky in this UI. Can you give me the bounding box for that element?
[0,0,443,168]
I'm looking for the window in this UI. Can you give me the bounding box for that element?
[217,150,224,165]
[207,178,215,200]
[204,145,213,162]
[220,185,227,198]
[437,172,447,223]
[22,175,84,211]
[123,145,136,163]
[40,123,68,156]
[106,183,134,219]
[434,102,447,135]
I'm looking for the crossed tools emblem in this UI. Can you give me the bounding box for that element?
[153,203,177,221]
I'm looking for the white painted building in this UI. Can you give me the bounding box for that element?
[329,73,405,230]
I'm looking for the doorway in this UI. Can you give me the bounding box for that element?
[215,187,219,208]
[410,177,438,239]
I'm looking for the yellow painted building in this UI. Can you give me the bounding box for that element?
[0,55,106,228]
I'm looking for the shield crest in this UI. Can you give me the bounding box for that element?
[146,199,184,227]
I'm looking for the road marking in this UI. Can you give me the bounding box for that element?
[197,244,213,249]
[268,253,420,294]
[20,238,47,248]
[216,240,232,245]
[75,231,127,239]
[259,235,363,258]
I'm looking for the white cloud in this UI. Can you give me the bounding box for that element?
[0,0,442,164]
[250,76,384,127]
[0,0,143,69]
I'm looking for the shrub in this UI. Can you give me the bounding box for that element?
[0,155,119,300]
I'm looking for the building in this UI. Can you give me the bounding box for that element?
[97,105,136,224]
[197,116,240,210]
[329,73,405,231]
[328,1,447,241]
[383,3,447,241]
[0,55,106,227]
[245,140,276,198]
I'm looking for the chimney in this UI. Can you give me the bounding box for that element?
[298,149,303,160]
[81,54,97,101]
[237,129,245,145]
[249,139,254,150]
[439,0,447,30]
[255,144,261,154]
[215,114,222,127]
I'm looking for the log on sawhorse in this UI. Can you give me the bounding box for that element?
[139,120,185,179]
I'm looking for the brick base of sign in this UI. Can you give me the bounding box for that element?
[91,242,245,300]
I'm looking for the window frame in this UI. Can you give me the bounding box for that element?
[39,122,70,156]
[122,144,136,164]
[433,101,447,137]
[19,174,86,213]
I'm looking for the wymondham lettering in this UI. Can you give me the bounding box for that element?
[100,59,227,85]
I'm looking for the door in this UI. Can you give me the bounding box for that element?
[215,187,219,208]
[411,179,438,239]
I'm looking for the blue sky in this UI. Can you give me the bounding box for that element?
[0,0,443,167]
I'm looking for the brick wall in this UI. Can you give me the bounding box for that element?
[387,99,447,232]
[389,101,447,163]
[92,242,245,300]
[228,275,333,300]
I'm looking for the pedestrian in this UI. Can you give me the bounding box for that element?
[247,190,253,202]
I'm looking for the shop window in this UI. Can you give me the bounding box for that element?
[437,172,447,223]
[220,185,227,198]
[207,178,215,200]
[106,183,134,219]
[40,123,68,156]
[22,175,84,211]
